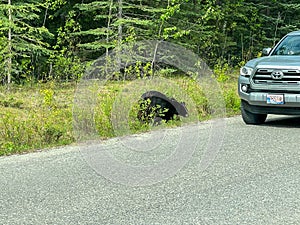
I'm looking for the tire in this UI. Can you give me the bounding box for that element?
[241,102,267,125]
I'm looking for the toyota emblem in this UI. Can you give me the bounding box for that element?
[271,70,284,80]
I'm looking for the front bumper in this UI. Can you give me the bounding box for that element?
[238,76,300,115]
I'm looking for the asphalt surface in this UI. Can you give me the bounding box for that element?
[1,115,300,224]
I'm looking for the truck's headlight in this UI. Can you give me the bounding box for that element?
[240,66,253,77]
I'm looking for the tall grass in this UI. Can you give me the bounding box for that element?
[0,70,240,156]
[0,82,75,155]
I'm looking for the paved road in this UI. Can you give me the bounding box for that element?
[1,115,300,224]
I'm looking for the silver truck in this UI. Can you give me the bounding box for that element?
[238,30,300,124]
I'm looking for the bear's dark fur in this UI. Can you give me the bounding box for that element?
[138,91,188,123]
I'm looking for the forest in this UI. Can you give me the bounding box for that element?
[1,0,300,84]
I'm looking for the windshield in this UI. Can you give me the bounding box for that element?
[272,35,300,55]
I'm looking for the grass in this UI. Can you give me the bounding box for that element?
[0,71,240,156]
[0,82,75,155]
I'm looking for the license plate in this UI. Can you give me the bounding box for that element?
[267,94,284,105]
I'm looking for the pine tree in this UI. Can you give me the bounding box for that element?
[0,0,53,84]
[72,0,187,57]
[245,0,300,46]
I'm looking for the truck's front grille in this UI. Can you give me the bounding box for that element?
[252,69,300,85]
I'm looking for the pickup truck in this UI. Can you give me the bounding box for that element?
[238,30,300,124]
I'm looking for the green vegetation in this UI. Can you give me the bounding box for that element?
[1,0,299,154]
[0,82,74,155]
[1,0,300,84]
[0,68,239,156]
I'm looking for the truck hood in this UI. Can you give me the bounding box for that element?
[246,56,300,69]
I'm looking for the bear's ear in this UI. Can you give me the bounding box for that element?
[181,102,186,106]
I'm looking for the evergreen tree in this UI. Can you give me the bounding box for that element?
[72,0,186,58]
[245,0,300,47]
[0,0,53,84]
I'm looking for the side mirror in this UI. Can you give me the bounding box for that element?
[262,48,272,56]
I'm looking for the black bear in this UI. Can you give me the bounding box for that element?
[138,91,188,124]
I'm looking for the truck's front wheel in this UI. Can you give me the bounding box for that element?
[241,102,267,125]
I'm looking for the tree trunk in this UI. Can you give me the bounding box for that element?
[106,0,113,58]
[118,0,123,79]
[118,0,122,47]
[7,0,12,84]
[105,0,114,75]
